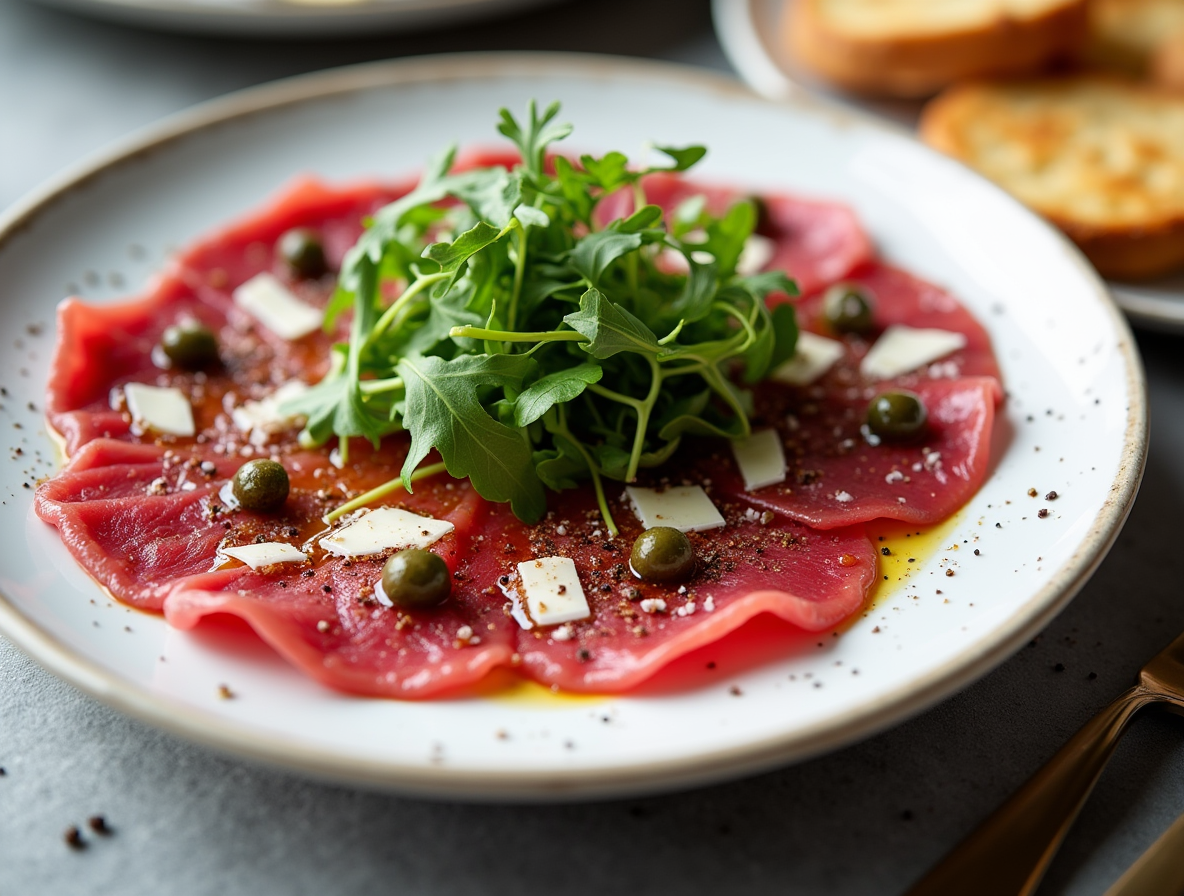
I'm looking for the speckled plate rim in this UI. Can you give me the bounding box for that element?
[712,0,1184,337]
[0,53,1148,801]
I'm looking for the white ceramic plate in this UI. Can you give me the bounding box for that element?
[714,0,1184,334]
[27,0,564,38]
[0,54,1145,800]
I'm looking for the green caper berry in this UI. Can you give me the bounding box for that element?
[277,228,328,279]
[630,526,695,583]
[822,283,875,335]
[866,391,928,440]
[160,322,218,370]
[380,549,450,610]
[231,459,290,512]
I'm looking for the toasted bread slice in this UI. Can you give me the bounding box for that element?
[786,0,1090,98]
[920,77,1184,279]
[1086,0,1184,75]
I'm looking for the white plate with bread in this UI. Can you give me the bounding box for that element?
[714,0,1184,333]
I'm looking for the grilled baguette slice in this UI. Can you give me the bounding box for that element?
[786,0,1090,98]
[920,77,1184,279]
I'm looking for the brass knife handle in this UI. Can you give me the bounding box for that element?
[906,686,1157,896]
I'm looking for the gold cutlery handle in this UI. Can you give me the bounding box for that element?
[906,686,1158,896]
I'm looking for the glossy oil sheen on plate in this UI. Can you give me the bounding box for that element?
[0,54,1145,799]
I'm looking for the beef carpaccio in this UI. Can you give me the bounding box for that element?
[36,153,1002,698]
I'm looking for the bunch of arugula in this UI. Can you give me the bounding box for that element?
[288,101,799,536]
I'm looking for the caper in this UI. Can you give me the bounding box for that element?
[866,391,928,440]
[630,526,695,583]
[380,549,450,610]
[231,459,290,512]
[822,283,875,335]
[160,321,218,370]
[277,228,328,279]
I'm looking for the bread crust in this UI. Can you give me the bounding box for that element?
[787,0,1090,98]
[921,77,1184,280]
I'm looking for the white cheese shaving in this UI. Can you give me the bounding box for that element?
[517,556,590,627]
[625,485,725,533]
[123,383,195,437]
[231,380,309,445]
[221,542,307,569]
[233,273,323,341]
[319,507,454,557]
[860,325,967,380]
[735,233,776,277]
[770,331,846,386]
[730,429,787,491]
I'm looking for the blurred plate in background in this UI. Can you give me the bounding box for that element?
[712,0,1184,334]
[26,0,566,37]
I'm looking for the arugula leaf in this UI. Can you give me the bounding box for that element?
[497,101,573,179]
[653,145,707,172]
[397,353,545,522]
[449,167,522,229]
[563,288,660,358]
[618,205,664,233]
[664,257,719,326]
[769,302,799,370]
[593,443,632,481]
[579,151,632,194]
[423,221,511,275]
[737,270,799,300]
[513,364,603,427]
[565,230,643,285]
[534,431,590,491]
[704,200,756,276]
[514,204,550,228]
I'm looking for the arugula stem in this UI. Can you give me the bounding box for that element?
[367,271,451,349]
[323,461,450,524]
[449,325,587,344]
[508,225,528,331]
[359,377,405,395]
[712,301,758,350]
[588,382,643,410]
[626,355,663,482]
[554,408,618,538]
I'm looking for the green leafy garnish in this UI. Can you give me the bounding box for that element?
[290,100,799,535]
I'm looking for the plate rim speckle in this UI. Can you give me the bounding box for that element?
[0,52,1148,800]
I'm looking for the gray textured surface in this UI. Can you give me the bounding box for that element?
[2,1,1183,893]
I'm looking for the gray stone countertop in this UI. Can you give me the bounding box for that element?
[2,1,1183,893]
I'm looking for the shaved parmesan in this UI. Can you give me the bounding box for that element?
[123,383,195,437]
[626,485,725,533]
[231,380,310,445]
[736,233,776,277]
[731,429,787,491]
[319,507,454,557]
[221,542,307,569]
[861,325,966,380]
[517,556,590,627]
[770,331,845,386]
[233,273,322,341]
